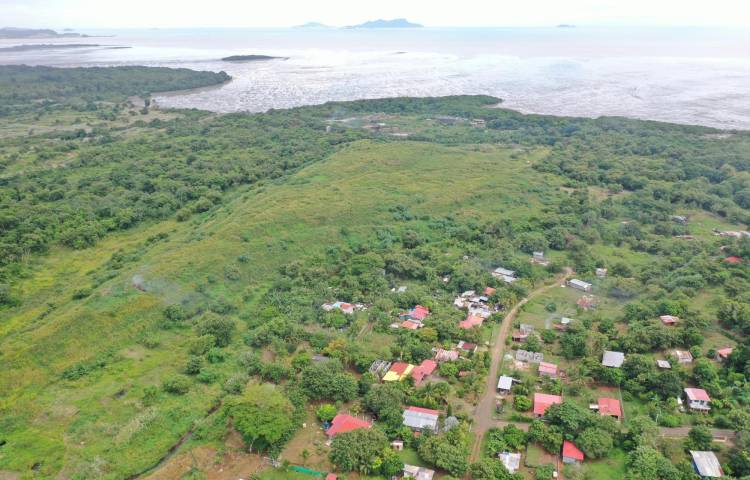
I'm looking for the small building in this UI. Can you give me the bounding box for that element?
[597,397,622,419]
[434,348,459,362]
[516,349,544,363]
[484,287,497,297]
[497,375,516,394]
[533,393,562,416]
[512,330,529,342]
[383,362,414,382]
[690,450,723,478]
[459,314,484,329]
[400,305,430,321]
[498,452,521,473]
[673,349,694,364]
[412,359,438,387]
[403,406,440,433]
[401,319,423,330]
[493,267,517,284]
[567,279,592,292]
[326,414,371,437]
[660,315,679,326]
[538,361,558,378]
[326,473,337,480]
[596,268,608,278]
[403,464,435,480]
[684,388,711,412]
[716,348,733,362]
[562,440,584,464]
[457,340,478,354]
[322,301,355,314]
[602,351,625,368]
[724,256,742,264]
[671,215,688,225]
[657,359,671,369]
[391,440,404,450]
[531,251,550,266]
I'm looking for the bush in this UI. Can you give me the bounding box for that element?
[162,375,191,395]
[514,395,532,411]
[72,287,93,299]
[223,373,248,394]
[188,334,216,355]
[196,313,235,347]
[317,404,337,423]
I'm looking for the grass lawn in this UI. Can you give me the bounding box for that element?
[581,448,628,479]
[398,447,427,467]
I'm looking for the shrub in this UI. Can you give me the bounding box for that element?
[162,375,191,395]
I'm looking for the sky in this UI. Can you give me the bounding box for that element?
[3,0,750,29]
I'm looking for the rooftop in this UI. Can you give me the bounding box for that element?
[602,350,625,368]
[326,414,371,437]
[563,440,585,461]
[533,393,562,416]
[690,450,723,477]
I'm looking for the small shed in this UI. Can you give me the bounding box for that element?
[690,450,724,478]
[673,349,693,364]
[538,361,558,377]
[656,359,671,369]
[567,279,592,292]
[660,315,679,326]
[562,440,585,464]
[602,351,624,368]
[716,348,733,362]
[497,375,515,394]
[597,397,622,419]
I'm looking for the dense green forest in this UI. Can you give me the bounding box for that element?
[0,66,749,480]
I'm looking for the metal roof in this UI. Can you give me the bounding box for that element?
[602,350,624,367]
[690,451,723,477]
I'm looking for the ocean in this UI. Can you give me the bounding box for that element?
[1,26,749,129]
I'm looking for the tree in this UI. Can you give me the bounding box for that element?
[514,395,532,412]
[380,447,405,477]
[225,384,296,452]
[418,425,471,476]
[316,404,337,423]
[185,355,202,375]
[329,428,388,473]
[162,375,191,395]
[299,362,357,402]
[195,312,235,347]
[485,425,528,456]
[469,458,519,480]
[685,426,713,451]
[625,446,681,480]
[576,427,613,459]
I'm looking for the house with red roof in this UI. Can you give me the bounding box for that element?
[383,362,415,382]
[562,440,584,464]
[457,340,477,354]
[685,388,711,412]
[538,362,558,378]
[400,305,430,321]
[484,287,497,297]
[597,397,622,419]
[412,359,438,387]
[459,314,484,329]
[533,393,562,416]
[724,256,742,264]
[326,414,371,437]
[326,474,337,480]
[660,315,679,326]
[401,319,423,330]
[716,348,733,362]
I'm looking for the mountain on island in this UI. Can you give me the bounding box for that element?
[221,54,288,62]
[349,18,423,29]
[0,27,88,38]
[294,22,332,29]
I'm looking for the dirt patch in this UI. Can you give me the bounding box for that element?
[0,471,21,480]
[279,411,330,471]
[143,445,265,480]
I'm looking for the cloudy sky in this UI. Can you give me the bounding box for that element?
[3,0,750,28]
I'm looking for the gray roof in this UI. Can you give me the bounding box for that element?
[497,375,514,390]
[403,408,439,431]
[515,349,544,363]
[602,350,625,368]
[569,278,592,288]
[690,451,723,477]
[657,359,671,369]
[494,267,516,277]
[404,465,435,480]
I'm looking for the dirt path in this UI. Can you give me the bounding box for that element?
[469,271,571,463]
[660,427,736,442]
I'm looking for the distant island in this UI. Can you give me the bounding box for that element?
[348,18,423,29]
[221,54,288,62]
[294,22,331,29]
[0,27,88,39]
[556,24,576,28]
[0,44,128,53]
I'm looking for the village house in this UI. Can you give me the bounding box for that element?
[596,268,607,278]
[690,451,724,478]
[602,350,625,368]
[562,441,585,464]
[493,267,517,284]
[657,359,671,369]
[671,215,688,225]
[400,305,430,322]
[538,361,559,378]
[402,406,440,433]
[326,473,337,480]
[724,256,742,264]
[567,278,592,292]
[400,318,423,330]
[383,362,414,382]
[411,359,437,387]
[497,375,516,395]
[434,348,459,362]
[673,349,694,364]
[593,397,622,419]
[484,287,497,297]
[533,393,562,416]
[716,348,733,362]
[459,313,484,329]
[660,315,679,326]
[326,414,371,438]
[321,301,356,314]
[516,349,544,363]
[457,340,478,355]
[684,388,711,412]
[403,464,435,480]
[531,251,550,266]
[498,452,521,473]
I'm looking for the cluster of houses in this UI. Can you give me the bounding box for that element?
[453,289,498,329]
[396,305,431,330]
[321,301,366,314]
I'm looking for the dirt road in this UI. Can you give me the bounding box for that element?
[468,272,571,462]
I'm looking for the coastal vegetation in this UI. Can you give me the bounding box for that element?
[0,65,748,480]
